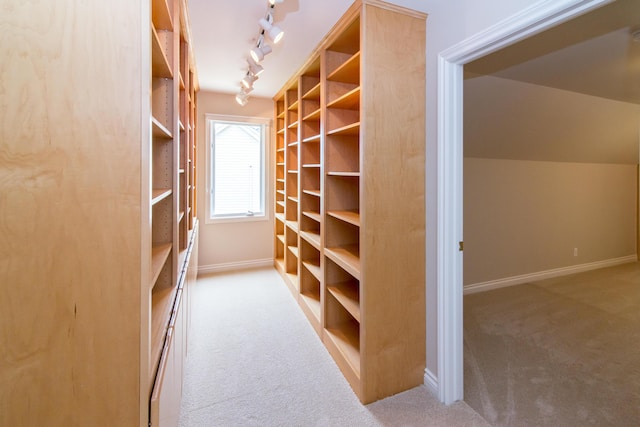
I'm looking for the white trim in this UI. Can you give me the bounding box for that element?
[204,113,272,225]
[198,258,273,274]
[423,369,438,396]
[436,0,614,405]
[464,255,637,295]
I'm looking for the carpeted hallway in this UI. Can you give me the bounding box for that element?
[179,267,488,426]
[464,262,640,426]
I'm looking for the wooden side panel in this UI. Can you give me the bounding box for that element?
[0,1,145,426]
[360,4,426,403]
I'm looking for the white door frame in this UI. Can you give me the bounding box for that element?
[436,0,614,404]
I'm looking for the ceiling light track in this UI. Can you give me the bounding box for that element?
[236,1,285,106]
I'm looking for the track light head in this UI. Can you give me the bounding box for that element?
[259,16,284,44]
[241,73,258,89]
[250,43,272,63]
[236,91,249,106]
[247,57,264,76]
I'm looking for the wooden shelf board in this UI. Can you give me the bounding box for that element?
[152,0,174,30]
[302,108,321,122]
[151,26,173,79]
[288,99,299,111]
[276,162,285,166]
[327,121,360,136]
[325,245,360,280]
[150,243,172,288]
[288,245,299,258]
[328,87,360,110]
[327,171,360,177]
[303,134,321,143]
[178,210,185,222]
[302,261,321,282]
[151,116,172,139]
[287,170,299,174]
[150,285,178,372]
[325,326,360,378]
[302,164,321,168]
[276,190,286,195]
[302,189,321,197]
[302,211,321,223]
[276,179,285,183]
[179,73,185,90]
[275,257,285,271]
[288,120,299,129]
[285,273,299,291]
[300,293,321,323]
[277,110,285,119]
[328,281,360,322]
[327,210,360,227]
[300,230,321,249]
[286,220,299,232]
[327,51,360,84]
[287,196,299,203]
[179,120,185,132]
[277,128,285,135]
[302,82,321,100]
[276,234,285,244]
[288,141,299,147]
[277,147,285,152]
[151,188,172,205]
[276,201,285,208]
[275,213,285,222]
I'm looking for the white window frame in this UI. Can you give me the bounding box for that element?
[205,113,271,224]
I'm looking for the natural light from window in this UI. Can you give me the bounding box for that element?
[207,115,269,222]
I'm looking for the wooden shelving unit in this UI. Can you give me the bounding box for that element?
[149,0,199,425]
[273,0,426,404]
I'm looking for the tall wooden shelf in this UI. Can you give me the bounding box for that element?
[273,0,426,404]
[149,0,199,425]
[2,0,198,425]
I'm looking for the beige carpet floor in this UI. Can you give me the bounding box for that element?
[179,267,489,426]
[464,261,640,426]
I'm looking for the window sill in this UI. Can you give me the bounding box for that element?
[205,214,269,225]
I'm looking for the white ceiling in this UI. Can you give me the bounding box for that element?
[188,0,353,99]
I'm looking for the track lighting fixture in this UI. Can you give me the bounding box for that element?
[259,14,284,44]
[235,92,249,106]
[241,72,258,90]
[247,57,264,76]
[235,0,286,106]
[250,37,273,63]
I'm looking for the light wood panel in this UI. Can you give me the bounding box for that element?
[272,0,425,404]
[360,3,426,402]
[0,1,146,425]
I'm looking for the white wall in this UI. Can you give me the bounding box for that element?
[385,0,541,381]
[196,91,275,272]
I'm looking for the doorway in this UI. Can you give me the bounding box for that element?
[436,0,622,404]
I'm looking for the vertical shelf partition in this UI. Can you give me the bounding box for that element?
[272,0,426,404]
[149,0,199,425]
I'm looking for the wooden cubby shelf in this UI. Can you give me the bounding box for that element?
[325,246,360,280]
[327,282,360,322]
[151,26,173,79]
[273,0,425,404]
[327,210,360,227]
[300,230,321,249]
[151,243,172,287]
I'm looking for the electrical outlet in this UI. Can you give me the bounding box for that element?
[573,248,578,257]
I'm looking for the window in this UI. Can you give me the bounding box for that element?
[206,114,270,222]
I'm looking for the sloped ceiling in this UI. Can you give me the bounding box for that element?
[465,0,640,163]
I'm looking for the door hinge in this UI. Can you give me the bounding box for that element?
[459,241,464,252]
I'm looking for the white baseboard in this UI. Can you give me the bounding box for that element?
[424,369,438,396]
[464,254,637,295]
[198,258,273,275]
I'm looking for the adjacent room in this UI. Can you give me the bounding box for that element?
[463,0,640,424]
